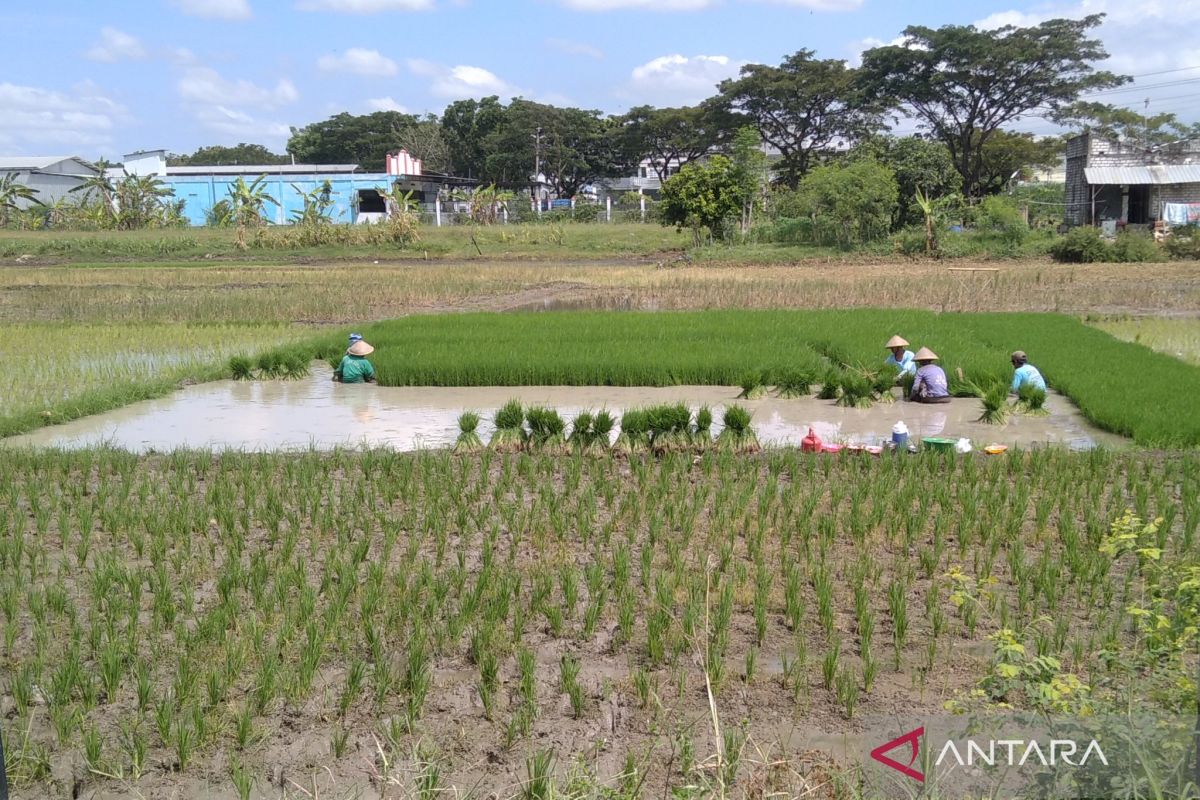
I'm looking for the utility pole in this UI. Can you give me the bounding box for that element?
[532,127,543,214]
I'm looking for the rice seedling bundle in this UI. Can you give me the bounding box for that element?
[615,408,650,453]
[870,366,898,404]
[718,404,759,452]
[737,371,767,400]
[489,399,526,451]
[525,407,567,452]
[835,372,874,409]
[816,367,843,400]
[693,405,714,446]
[1016,384,1049,416]
[569,411,595,450]
[455,412,484,453]
[977,382,1010,425]
[774,368,815,398]
[590,410,616,451]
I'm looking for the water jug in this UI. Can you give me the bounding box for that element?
[891,421,909,448]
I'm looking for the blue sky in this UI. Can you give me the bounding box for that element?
[2,0,1198,159]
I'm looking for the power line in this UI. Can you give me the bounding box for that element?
[1084,77,1200,98]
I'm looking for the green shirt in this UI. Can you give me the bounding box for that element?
[336,354,375,383]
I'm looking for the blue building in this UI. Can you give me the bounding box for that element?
[121,149,474,226]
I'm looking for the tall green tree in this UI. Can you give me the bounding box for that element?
[729,126,767,233]
[798,161,898,247]
[659,155,743,244]
[442,96,506,179]
[718,50,885,188]
[977,131,1063,194]
[851,135,961,229]
[170,144,289,166]
[287,111,419,171]
[394,115,451,174]
[860,15,1126,197]
[617,101,736,183]
[1054,102,1200,148]
[482,100,627,197]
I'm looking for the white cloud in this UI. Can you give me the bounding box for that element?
[171,0,252,20]
[317,48,399,76]
[177,67,298,108]
[191,105,292,142]
[625,54,746,105]
[752,0,860,7]
[367,96,408,112]
[407,58,517,99]
[85,28,147,63]
[297,0,432,11]
[0,81,128,150]
[546,38,605,60]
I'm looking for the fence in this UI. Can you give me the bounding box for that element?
[414,195,658,227]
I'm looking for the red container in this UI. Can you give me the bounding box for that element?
[801,427,823,453]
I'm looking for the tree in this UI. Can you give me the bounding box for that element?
[69,158,117,220]
[1054,102,1200,148]
[658,155,743,245]
[798,161,898,247]
[394,115,451,174]
[114,174,176,230]
[481,100,627,197]
[617,101,736,183]
[227,175,278,247]
[860,15,1125,198]
[287,111,420,171]
[0,173,41,225]
[719,50,885,187]
[977,131,1062,194]
[442,96,506,179]
[170,144,289,166]
[729,126,767,233]
[851,136,961,229]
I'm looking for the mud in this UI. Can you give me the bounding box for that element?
[5,363,1126,452]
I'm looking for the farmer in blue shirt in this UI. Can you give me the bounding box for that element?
[1009,350,1046,395]
[884,335,916,378]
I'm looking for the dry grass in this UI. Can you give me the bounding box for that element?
[2,258,1197,325]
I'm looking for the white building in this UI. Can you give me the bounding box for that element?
[0,156,98,206]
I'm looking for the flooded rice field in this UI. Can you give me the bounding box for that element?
[4,363,1126,452]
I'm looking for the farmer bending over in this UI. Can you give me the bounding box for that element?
[334,333,376,383]
[1009,350,1046,395]
[884,335,916,378]
[907,347,951,404]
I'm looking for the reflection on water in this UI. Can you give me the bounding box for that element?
[4,363,1128,453]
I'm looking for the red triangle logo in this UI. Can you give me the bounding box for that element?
[870,726,925,782]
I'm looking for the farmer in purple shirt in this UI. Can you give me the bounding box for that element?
[907,347,951,404]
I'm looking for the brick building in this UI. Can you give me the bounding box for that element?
[1064,133,1200,227]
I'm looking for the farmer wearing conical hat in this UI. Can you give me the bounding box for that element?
[1008,350,1046,395]
[334,336,377,384]
[907,347,951,404]
[884,335,916,378]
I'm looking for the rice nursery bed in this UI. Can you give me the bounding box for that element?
[1,448,1196,799]
[291,310,1200,447]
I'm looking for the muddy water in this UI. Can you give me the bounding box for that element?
[5,363,1126,452]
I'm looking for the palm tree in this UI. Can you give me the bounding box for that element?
[0,173,42,226]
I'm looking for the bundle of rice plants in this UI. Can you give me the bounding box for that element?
[229,356,253,380]
[737,371,767,400]
[591,410,616,452]
[569,411,595,450]
[455,412,483,453]
[1016,384,1049,416]
[693,405,714,447]
[836,372,874,409]
[718,404,759,453]
[489,399,526,451]
[816,368,842,400]
[898,370,916,399]
[282,354,310,380]
[774,368,814,398]
[649,403,692,453]
[255,351,284,379]
[526,407,567,452]
[977,383,1010,425]
[615,409,650,454]
[870,366,898,404]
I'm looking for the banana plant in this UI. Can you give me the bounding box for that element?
[227,175,279,246]
[0,173,42,226]
[290,180,336,226]
[69,158,117,220]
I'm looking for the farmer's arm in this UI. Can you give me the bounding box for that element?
[364,360,376,383]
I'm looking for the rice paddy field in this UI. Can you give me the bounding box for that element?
[1,248,1199,799]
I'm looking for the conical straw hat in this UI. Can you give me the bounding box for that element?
[347,340,374,356]
[914,346,938,361]
[885,335,909,348]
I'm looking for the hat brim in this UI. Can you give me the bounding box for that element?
[347,342,374,356]
[885,336,909,349]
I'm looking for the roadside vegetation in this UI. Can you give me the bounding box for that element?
[0,447,1195,798]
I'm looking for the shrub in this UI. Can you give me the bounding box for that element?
[797,161,898,248]
[1164,224,1200,260]
[975,195,1028,248]
[1050,227,1109,263]
[1110,232,1164,263]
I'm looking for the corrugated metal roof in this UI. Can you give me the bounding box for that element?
[1085,165,1200,185]
[166,163,360,176]
[0,156,77,170]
